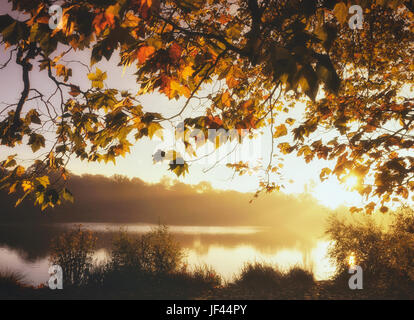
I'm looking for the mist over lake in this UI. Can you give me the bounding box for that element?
[0,222,335,286]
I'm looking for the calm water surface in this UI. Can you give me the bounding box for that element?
[0,223,335,285]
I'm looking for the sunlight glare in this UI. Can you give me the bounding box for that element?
[345,175,358,189]
[312,177,362,209]
[348,253,356,267]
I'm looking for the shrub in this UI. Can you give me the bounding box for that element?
[103,225,186,296]
[151,265,222,299]
[326,215,387,280]
[284,266,315,290]
[190,265,222,290]
[229,262,315,299]
[234,262,284,294]
[110,225,184,275]
[49,226,97,287]
[383,208,414,297]
[326,209,414,298]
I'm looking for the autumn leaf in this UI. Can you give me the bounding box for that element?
[87,68,107,89]
[333,2,348,24]
[278,143,292,155]
[36,176,50,188]
[181,65,193,80]
[274,124,288,138]
[26,109,41,125]
[320,168,332,182]
[28,133,45,152]
[22,180,34,192]
[147,122,163,139]
[69,85,81,97]
[169,159,189,177]
[1,0,414,211]
[1,154,17,168]
[61,188,74,203]
[8,182,17,194]
[137,45,155,64]
[140,0,153,8]
[286,118,296,125]
[169,43,182,63]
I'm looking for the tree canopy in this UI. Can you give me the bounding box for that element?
[0,0,413,212]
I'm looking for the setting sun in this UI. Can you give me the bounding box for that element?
[311,177,362,209]
[348,253,356,267]
[0,0,413,303]
[345,176,358,189]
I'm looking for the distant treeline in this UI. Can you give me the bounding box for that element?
[0,173,334,230]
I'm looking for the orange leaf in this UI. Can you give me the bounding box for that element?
[137,46,155,64]
[69,85,81,97]
[140,0,152,8]
[169,43,182,63]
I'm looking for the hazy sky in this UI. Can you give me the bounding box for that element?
[0,0,367,210]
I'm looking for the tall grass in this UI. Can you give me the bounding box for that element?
[0,270,25,287]
[219,262,315,299]
[0,270,27,298]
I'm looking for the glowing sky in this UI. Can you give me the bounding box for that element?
[0,0,367,210]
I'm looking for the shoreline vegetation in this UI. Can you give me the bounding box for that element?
[1,208,414,300]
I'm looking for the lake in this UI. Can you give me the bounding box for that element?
[0,223,336,285]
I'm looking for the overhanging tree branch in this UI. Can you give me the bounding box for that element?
[12,44,38,131]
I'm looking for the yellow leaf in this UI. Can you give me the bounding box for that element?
[122,12,140,28]
[181,65,193,80]
[333,2,348,24]
[278,143,292,154]
[36,176,50,188]
[148,122,163,139]
[8,183,17,194]
[87,68,107,89]
[298,145,312,157]
[286,118,296,125]
[22,180,34,192]
[274,124,288,138]
[320,167,332,182]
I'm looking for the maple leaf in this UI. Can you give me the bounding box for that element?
[140,0,152,8]
[181,65,193,80]
[169,43,182,63]
[69,85,81,97]
[169,159,189,177]
[87,68,107,89]
[274,124,288,138]
[160,75,186,99]
[137,46,155,64]
[333,2,348,24]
